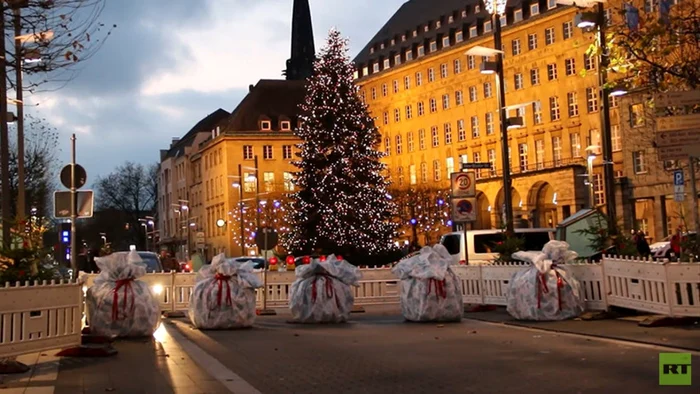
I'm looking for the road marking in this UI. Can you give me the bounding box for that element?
[468,319,700,356]
[160,322,261,394]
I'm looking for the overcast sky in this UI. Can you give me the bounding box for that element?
[25,0,405,184]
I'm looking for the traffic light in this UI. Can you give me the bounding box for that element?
[58,222,71,263]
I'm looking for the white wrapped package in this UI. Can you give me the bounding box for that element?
[85,251,160,337]
[392,245,463,322]
[507,240,585,321]
[189,254,262,329]
[289,255,361,323]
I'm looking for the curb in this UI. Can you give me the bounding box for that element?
[465,316,700,354]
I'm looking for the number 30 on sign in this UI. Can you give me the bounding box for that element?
[450,172,476,198]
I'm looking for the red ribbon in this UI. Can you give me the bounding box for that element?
[214,273,233,308]
[427,278,447,299]
[311,274,341,308]
[537,266,564,311]
[112,278,135,321]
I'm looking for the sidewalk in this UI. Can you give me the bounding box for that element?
[465,306,700,351]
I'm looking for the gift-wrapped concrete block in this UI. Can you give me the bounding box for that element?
[85,251,160,337]
[189,253,262,329]
[289,255,361,324]
[507,240,585,321]
[392,244,463,322]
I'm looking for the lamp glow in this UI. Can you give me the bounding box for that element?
[484,0,507,15]
[152,284,164,295]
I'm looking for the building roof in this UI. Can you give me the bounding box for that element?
[161,108,230,161]
[220,79,307,133]
[353,0,544,78]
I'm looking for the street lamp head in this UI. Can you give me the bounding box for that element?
[480,61,498,75]
[506,116,524,129]
[575,11,598,29]
[148,220,155,226]
[484,0,507,15]
[181,205,188,211]
[245,175,256,182]
[232,182,240,188]
[216,219,226,228]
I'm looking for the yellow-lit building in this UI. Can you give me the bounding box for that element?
[353,0,624,232]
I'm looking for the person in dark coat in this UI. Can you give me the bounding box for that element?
[635,231,651,257]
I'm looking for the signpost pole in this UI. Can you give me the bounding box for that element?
[462,223,469,266]
[263,230,268,312]
[70,134,78,280]
[689,157,700,235]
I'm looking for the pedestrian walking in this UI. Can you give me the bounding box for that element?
[635,231,651,257]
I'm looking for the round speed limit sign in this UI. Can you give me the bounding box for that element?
[451,172,475,198]
[456,174,471,190]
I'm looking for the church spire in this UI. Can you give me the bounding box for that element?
[285,0,315,80]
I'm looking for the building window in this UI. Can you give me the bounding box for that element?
[263,172,275,192]
[382,84,388,96]
[454,59,462,74]
[407,131,415,152]
[469,26,477,38]
[584,53,596,71]
[261,120,271,130]
[281,121,291,130]
[589,129,601,147]
[430,98,438,113]
[514,73,524,90]
[393,80,399,93]
[552,136,562,166]
[431,126,440,147]
[418,46,425,57]
[419,129,426,150]
[563,21,573,39]
[457,119,466,141]
[530,68,540,85]
[610,94,619,108]
[442,36,450,49]
[397,167,404,186]
[283,145,292,159]
[531,3,540,15]
[514,8,523,22]
[282,172,294,191]
[455,90,464,105]
[633,150,647,173]
[519,143,529,172]
[487,149,497,176]
[630,103,645,127]
[471,116,480,138]
[384,136,391,155]
[418,101,425,116]
[586,87,599,112]
[243,145,253,160]
[433,160,441,181]
[548,0,557,9]
[549,96,560,121]
[263,145,273,159]
[442,94,450,109]
[593,174,605,206]
[416,72,423,86]
[565,58,576,76]
[406,50,413,61]
[446,157,455,176]
[444,123,453,144]
[383,59,390,70]
[467,55,476,70]
[383,111,389,125]
[396,135,403,154]
[484,21,492,32]
[528,33,538,50]
[570,133,581,157]
[567,92,579,117]
[456,31,464,43]
[430,41,438,52]
[545,27,555,45]
[409,164,417,185]
[405,105,413,119]
[373,63,380,73]
[474,152,482,178]
[394,54,401,66]
[535,139,545,169]
[483,112,493,135]
[428,68,435,82]
[611,125,621,152]
[394,108,401,122]
[440,63,448,78]
[371,87,377,100]
[484,82,493,98]
[512,39,521,56]
[547,63,558,80]
[404,75,411,89]
[420,162,428,183]
[465,86,476,102]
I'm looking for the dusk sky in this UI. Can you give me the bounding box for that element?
[24,0,405,184]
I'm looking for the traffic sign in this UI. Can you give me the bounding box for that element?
[60,164,87,189]
[53,190,94,218]
[461,162,492,170]
[674,170,684,186]
[656,113,700,132]
[655,90,700,107]
[195,231,205,249]
[655,129,700,148]
[254,227,278,251]
[450,172,476,198]
[673,170,685,202]
[657,145,700,161]
[451,198,477,223]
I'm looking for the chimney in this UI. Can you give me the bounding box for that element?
[170,137,180,148]
[249,84,255,92]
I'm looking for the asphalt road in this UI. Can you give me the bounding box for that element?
[167,312,700,394]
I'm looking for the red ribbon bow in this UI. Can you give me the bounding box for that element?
[213,273,233,308]
[536,265,564,311]
[427,278,447,299]
[311,274,341,308]
[112,278,135,321]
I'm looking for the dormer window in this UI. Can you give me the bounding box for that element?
[373,63,380,72]
[380,43,385,49]
[514,8,524,22]
[405,50,413,61]
[391,38,395,45]
[530,3,540,16]
[448,15,454,23]
[394,54,401,65]
[260,120,271,131]
[469,26,478,38]
[370,47,375,54]
[412,30,418,37]
[475,5,480,13]
[484,21,492,33]
[402,34,407,41]
[456,30,464,43]
[383,58,390,69]
[462,10,467,17]
[424,24,429,32]
[280,121,291,131]
[436,20,441,28]
[500,15,507,27]
[430,41,437,52]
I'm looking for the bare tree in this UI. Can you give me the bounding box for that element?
[94,161,157,223]
[390,186,451,247]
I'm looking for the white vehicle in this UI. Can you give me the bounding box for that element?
[649,232,695,259]
[439,228,555,265]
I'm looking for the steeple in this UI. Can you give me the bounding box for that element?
[285,0,315,80]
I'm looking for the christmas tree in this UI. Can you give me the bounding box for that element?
[285,29,397,258]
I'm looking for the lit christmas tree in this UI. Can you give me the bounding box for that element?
[285,29,397,258]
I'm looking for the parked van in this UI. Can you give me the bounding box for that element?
[439,228,555,265]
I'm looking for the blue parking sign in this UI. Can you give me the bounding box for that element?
[674,170,684,186]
